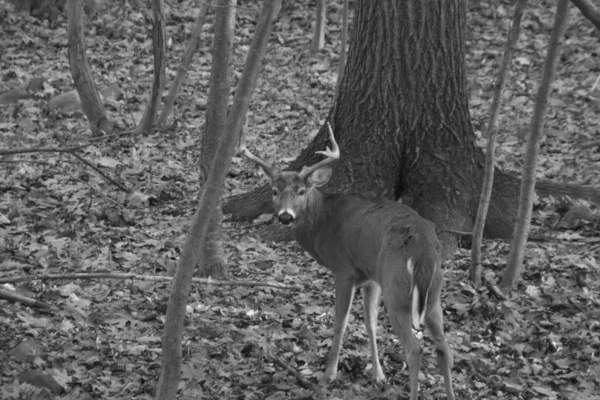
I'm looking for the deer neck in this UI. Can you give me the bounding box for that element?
[288,189,329,244]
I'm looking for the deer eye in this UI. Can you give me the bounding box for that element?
[272,189,279,197]
[297,188,306,196]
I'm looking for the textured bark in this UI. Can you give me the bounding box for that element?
[198,203,228,280]
[224,0,599,257]
[137,0,166,136]
[67,0,113,136]
[156,1,236,398]
[199,0,282,278]
[227,0,518,257]
[311,0,327,53]
[198,0,233,279]
[571,0,600,30]
[335,0,349,96]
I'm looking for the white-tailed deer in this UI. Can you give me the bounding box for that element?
[240,123,455,400]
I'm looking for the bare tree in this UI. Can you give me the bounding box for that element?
[67,0,113,136]
[501,0,571,291]
[155,1,281,397]
[571,0,600,30]
[225,0,600,268]
[155,1,235,397]
[157,0,212,127]
[136,0,166,135]
[335,0,349,96]
[311,0,327,53]
[471,0,527,287]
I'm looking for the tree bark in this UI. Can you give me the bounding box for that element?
[571,0,600,31]
[198,0,234,279]
[227,0,521,257]
[471,0,527,287]
[157,0,212,128]
[67,0,113,136]
[137,0,166,136]
[501,0,570,291]
[155,1,236,398]
[311,0,327,53]
[199,0,282,279]
[335,0,349,96]
[224,0,600,258]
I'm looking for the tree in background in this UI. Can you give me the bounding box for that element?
[225,0,599,261]
[227,0,517,256]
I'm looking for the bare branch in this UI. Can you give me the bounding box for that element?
[0,273,300,290]
[0,142,94,156]
[68,151,130,193]
[157,0,212,127]
[571,0,600,30]
[0,288,54,309]
[471,0,527,287]
[268,355,321,392]
[502,0,571,291]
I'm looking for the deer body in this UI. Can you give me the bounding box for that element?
[241,125,454,400]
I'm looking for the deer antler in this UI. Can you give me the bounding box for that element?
[238,145,278,179]
[299,122,340,178]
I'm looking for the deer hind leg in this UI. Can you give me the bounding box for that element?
[362,281,384,382]
[383,295,421,400]
[425,299,455,400]
[323,273,356,383]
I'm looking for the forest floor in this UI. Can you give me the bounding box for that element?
[1,0,599,399]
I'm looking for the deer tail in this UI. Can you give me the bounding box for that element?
[407,257,431,331]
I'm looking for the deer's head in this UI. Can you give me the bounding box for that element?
[241,123,339,225]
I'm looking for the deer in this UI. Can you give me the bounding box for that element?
[239,123,455,400]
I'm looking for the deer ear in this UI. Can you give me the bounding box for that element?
[307,167,332,188]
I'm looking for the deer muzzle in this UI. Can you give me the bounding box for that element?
[277,210,296,225]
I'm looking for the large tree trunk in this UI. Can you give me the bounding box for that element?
[327,0,519,245]
[226,0,520,256]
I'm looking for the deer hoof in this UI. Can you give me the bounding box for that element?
[322,369,337,384]
[372,369,386,384]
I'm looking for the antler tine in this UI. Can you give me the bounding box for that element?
[238,145,278,179]
[299,122,340,178]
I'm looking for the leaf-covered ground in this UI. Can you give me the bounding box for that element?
[1,0,599,399]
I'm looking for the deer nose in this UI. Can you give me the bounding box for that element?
[278,211,295,225]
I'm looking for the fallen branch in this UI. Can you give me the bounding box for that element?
[0,142,95,156]
[580,139,600,149]
[0,272,301,290]
[0,159,53,165]
[268,355,320,393]
[0,288,55,310]
[68,151,130,193]
[483,274,507,301]
[0,129,137,157]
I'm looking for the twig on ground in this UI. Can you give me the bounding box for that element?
[0,142,95,156]
[484,275,508,300]
[68,151,130,193]
[0,272,301,290]
[581,139,600,149]
[0,129,137,157]
[0,159,53,165]
[0,288,55,310]
[267,355,320,393]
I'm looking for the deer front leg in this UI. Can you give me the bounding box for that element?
[323,273,356,383]
[363,281,385,383]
